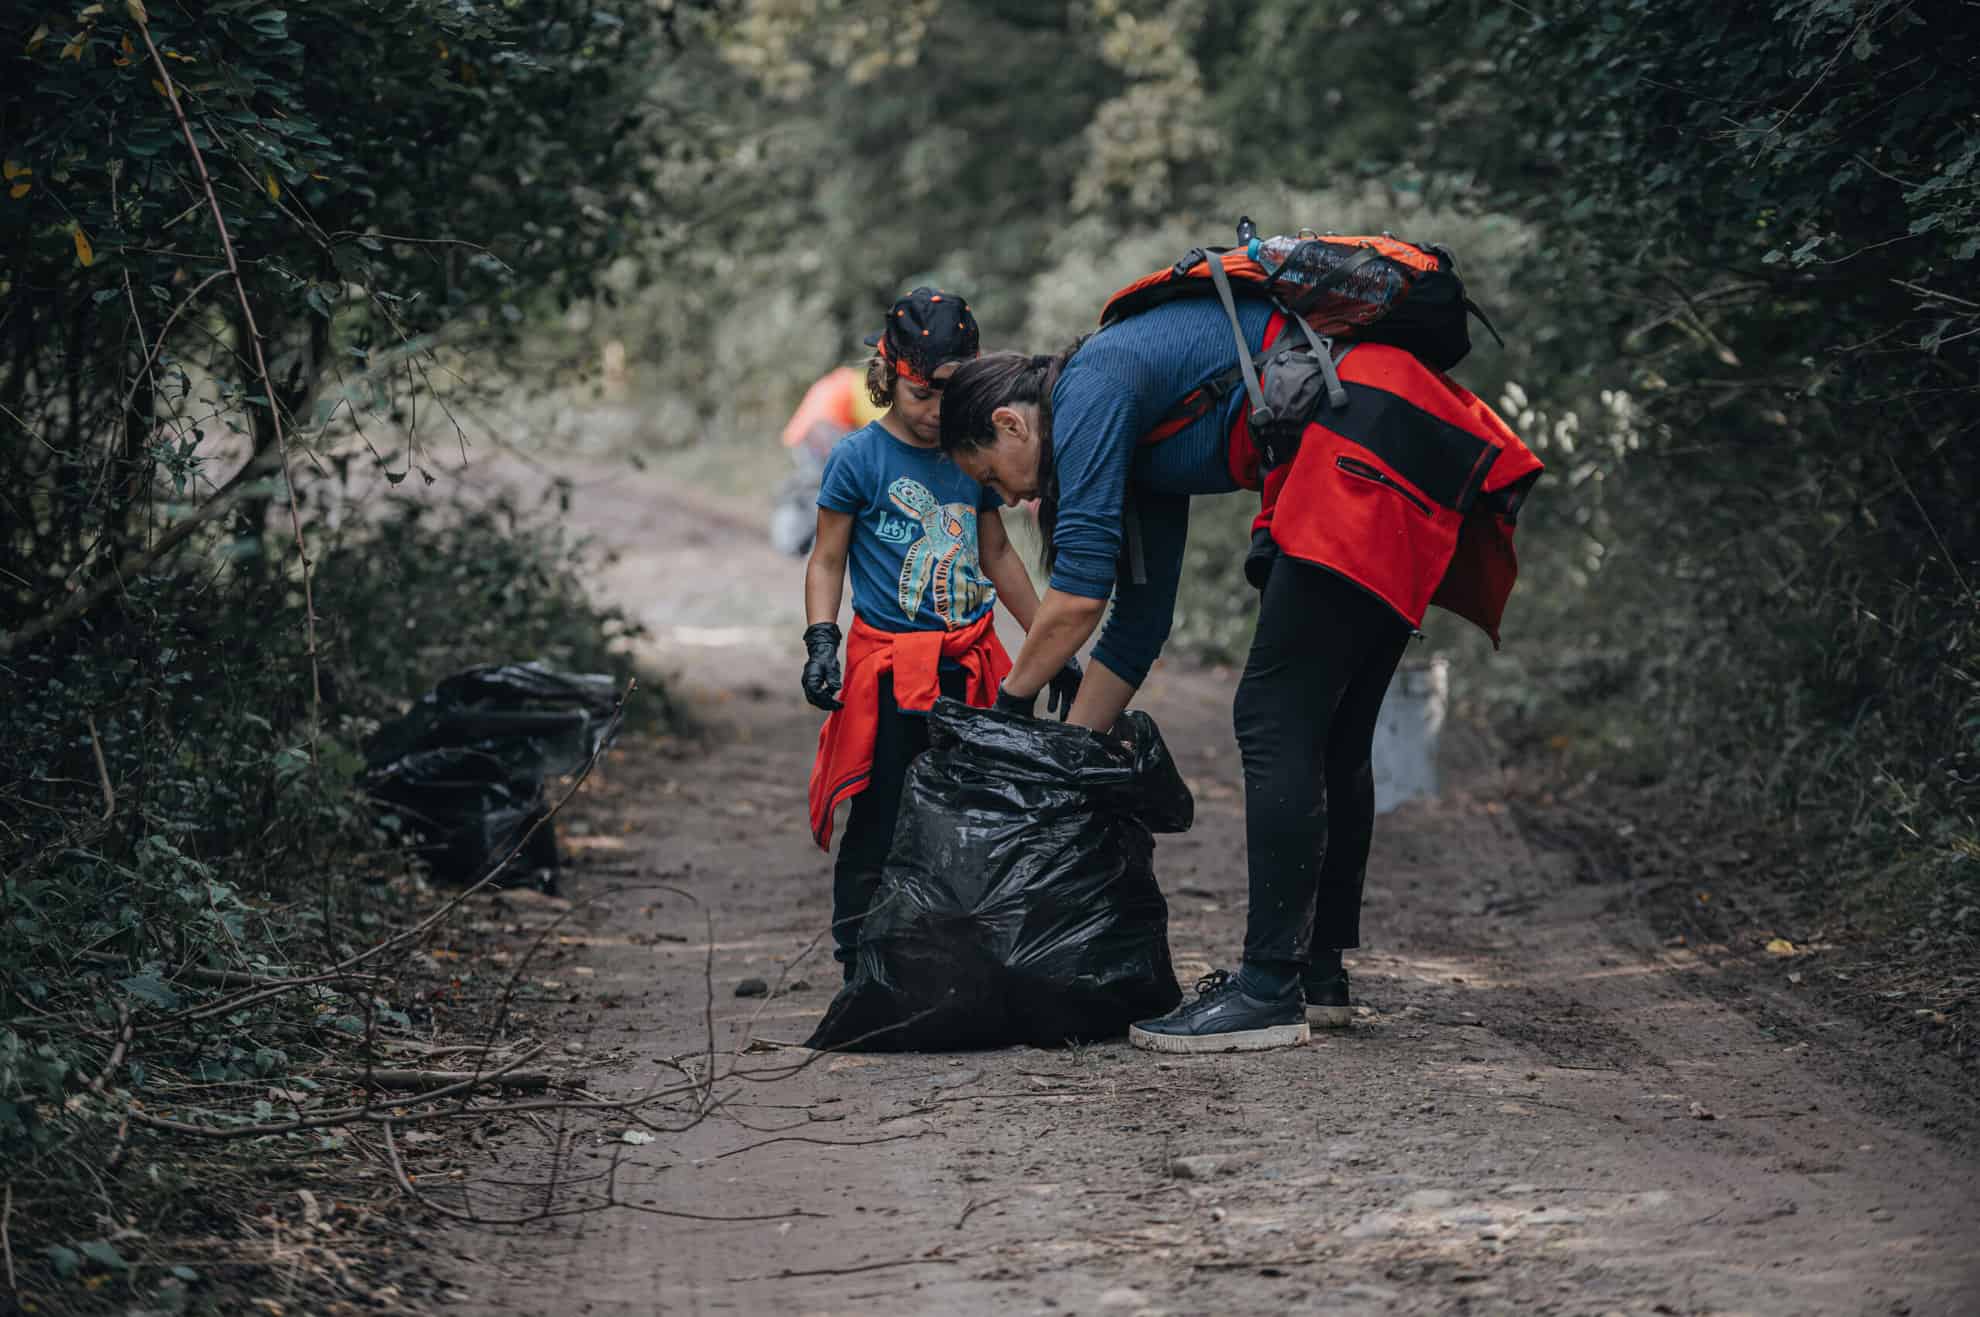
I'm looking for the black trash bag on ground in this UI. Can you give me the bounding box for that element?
[363,662,620,886]
[806,699,1192,1052]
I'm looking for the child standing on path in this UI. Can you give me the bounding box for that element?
[802,288,1080,982]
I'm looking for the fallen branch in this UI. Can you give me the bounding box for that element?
[137,965,389,1030]
[313,1066,558,1093]
[128,1041,551,1139]
[2,1182,13,1294]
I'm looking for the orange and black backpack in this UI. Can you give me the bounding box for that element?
[1100,217,1503,467]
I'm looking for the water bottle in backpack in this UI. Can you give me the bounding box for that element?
[1245,230,1415,315]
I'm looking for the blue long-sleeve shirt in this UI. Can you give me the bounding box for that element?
[1048,297,1278,685]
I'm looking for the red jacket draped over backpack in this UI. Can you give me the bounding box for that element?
[1223,314,1542,644]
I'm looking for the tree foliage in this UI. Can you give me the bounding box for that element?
[0,0,686,1264]
[4,0,699,607]
[1420,0,1977,889]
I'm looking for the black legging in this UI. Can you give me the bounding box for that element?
[832,668,967,971]
[1233,556,1412,966]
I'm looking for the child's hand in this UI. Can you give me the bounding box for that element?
[993,684,1037,718]
[1045,656,1083,722]
[801,622,844,711]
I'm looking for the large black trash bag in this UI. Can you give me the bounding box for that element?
[807,699,1192,1052]
[363,663,620,886]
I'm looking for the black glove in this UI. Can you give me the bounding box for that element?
[1044,656,1083,721]
[993,683,1037,718]
[1243,525,1280,592]
[801,622,844,711]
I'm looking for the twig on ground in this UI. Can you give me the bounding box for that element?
[104,1114,133,1174]
[85,1003,133,1098]
[85,716,114,822]
[700,904,717,1113]
[380,1121,817,1227]
[2,1182,13,1294]
[721,1004,949,1085]
[713,1131,928,1161]
[955,1195,1006,1230]
[469,884,612,1088]
[729,1256,962,1283]
[730,920,834,1057]
[880,1087,1154,1122]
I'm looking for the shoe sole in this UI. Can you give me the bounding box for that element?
[1127,1021,1310,1054]
[1307,1004,1352,1029]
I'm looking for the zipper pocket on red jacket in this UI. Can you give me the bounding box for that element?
[1336,455,1432,517]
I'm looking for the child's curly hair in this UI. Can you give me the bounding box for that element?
[864,353,897,409]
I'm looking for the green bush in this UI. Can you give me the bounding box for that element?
[0,483,645,1234]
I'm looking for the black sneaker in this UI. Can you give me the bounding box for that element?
[1304,965,1353,1029]
[1128,971,1310,1054]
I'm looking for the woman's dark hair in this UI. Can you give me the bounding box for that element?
[864,352,896,408]
[940,344,1081,566]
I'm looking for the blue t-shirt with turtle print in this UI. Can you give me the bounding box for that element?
[818,421,1001,633]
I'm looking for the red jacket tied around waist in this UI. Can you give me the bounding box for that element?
[1226,315,1544,645]
[807,612,1012,850]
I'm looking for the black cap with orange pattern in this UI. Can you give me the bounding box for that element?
[863,286,980,387]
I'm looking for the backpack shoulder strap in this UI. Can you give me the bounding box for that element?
[1204,254,1268,422]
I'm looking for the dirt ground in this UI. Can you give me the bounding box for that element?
[423,449,1980,1317]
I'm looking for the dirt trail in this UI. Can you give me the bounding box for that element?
[432,450,1980,1317]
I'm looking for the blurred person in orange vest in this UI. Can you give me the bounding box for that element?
[782,366,887,460]
[772,368,888,557]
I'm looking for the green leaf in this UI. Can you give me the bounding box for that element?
[79,1240,129,1271]
[44,1245,80,1277]
[118,972,181,1010]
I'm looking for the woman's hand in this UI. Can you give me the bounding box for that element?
[1005,589,1106,700]
[1065,660,1136,732]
